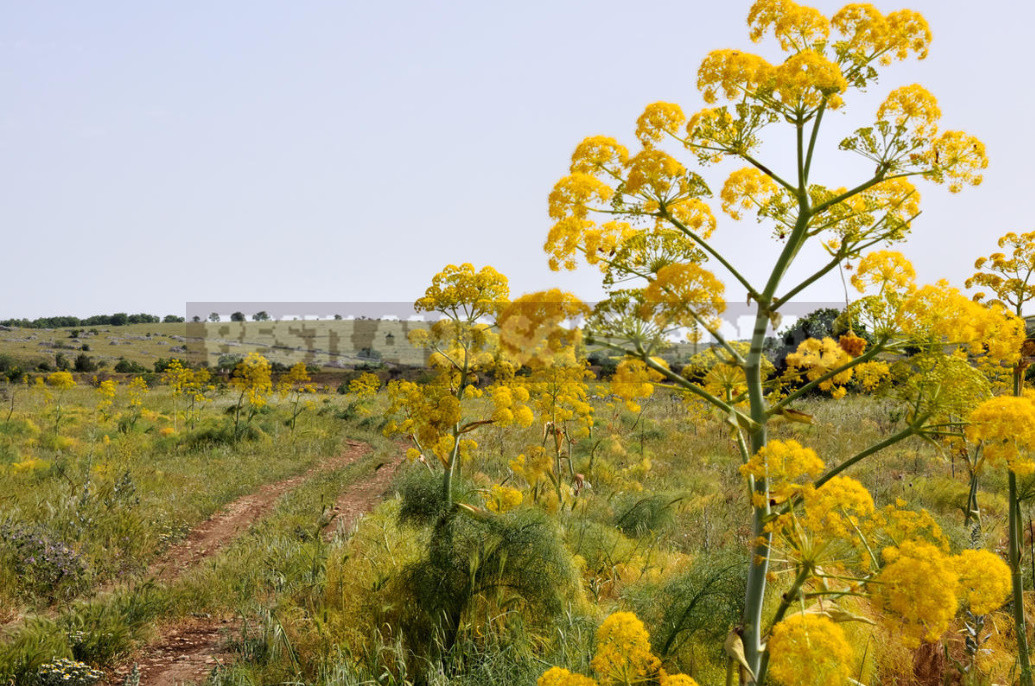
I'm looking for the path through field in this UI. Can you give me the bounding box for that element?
[150,439,371,581]
[104,439,405,686]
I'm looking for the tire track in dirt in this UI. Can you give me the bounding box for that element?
[149,439,371,582]
[1,441,375,639]
[108,443,406,686]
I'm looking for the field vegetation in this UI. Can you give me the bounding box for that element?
[3,1,1035,685]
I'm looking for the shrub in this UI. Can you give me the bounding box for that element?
[0,522,90,601]
[113,359,147,374]
[612,493,679,538]
[73,353,97,373]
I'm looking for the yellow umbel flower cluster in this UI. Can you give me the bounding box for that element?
[346,371,380,399]
[538,667,599,686]
[966,395,1035,475]
[635,102,686,147]
[490,384,534,427]
[851,249,916,294]
[230,353,273,409]
[850,361,889,395]
[641,263,726,333]
[875,540,959,647]
[538,612,699,686]
[877,84,941,139]
[785,337,854,398]
[384,379,462,466]
[767,614,853,686]
[720,167,784,222]
[590,612,661,684]
[497,290,588,368]
[967,230,1035,313]
[899,281,1025,366]
[875,538,1011,648]
[741,439,824,504]
[830,4,931,64]
[748,0,829,52]
[954,549,1012,616]
[413,263,509,320]
[46,371,76,391]
[800,474,875,544]
[482,484,523,514]
[610,358,664,413]
[95,379,117,419]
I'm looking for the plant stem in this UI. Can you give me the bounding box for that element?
[1010,471,1034,686]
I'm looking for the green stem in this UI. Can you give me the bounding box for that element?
[663,211,760,299]
[801,103,826,184]
[741,305,772,681]
[1012,352,1034,685]
[964,468,980,533]
[815,421,920,489]
[1010,471,1034,686]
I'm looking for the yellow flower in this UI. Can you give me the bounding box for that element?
[635,102,686,146]
[748,0,829,52]
[741,439,824,503]
[658,672,700,686]
[482,484,523,513]
[641,263,726,332]
[967,230,1035,314]
[851,250,916,294]
[923,130,988,193]
[720,167,784,222]
[875,539,958,647]
[538,667,598,686]
[12,457,46,473]
[800,475,875,544]
[610,358,664,412]
[953,549,1011,616]
[347,371,381,398]
[877,84,941,140]
[876,503,948,550]
[623,149,686,197]
[230,353,273,408]
[785,337,854,395]
[831,5,931,65]
[46,371,76,390]
[773,50,847,110]
[414,263,510,318]
[590,612,660,685]
[767,614,853,686]
[697,49,773,104]
[966,396,1035,475]
[570,136,629,175]
[852,360,889,392]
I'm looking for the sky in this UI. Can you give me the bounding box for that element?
[2,1,1033,320]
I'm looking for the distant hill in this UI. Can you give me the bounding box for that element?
[0,319,432,372]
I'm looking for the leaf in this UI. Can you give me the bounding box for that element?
[724,631,757,682]
[772,407,814,424]
[458,419,495,434]
[455,502,490,522]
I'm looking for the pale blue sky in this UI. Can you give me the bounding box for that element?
[3,1,1032,319]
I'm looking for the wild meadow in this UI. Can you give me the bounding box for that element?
[4,1,1035,685]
